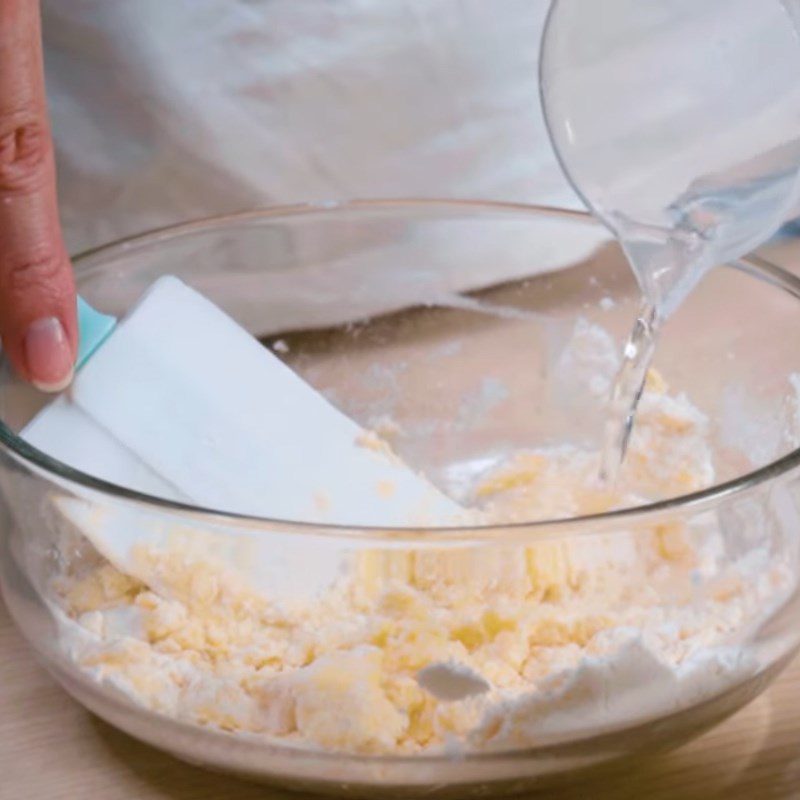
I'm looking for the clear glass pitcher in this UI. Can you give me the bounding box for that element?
[540,0,800,314]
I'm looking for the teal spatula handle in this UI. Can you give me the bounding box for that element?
[76,297,117,370]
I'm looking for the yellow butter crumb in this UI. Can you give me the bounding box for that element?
[473,454,546,499]
[654,522,695,565]
[376,480,396,498]
[355,430,395,459]
[50,374,784,757]
[66,565,143,614]
[644,368,668,394]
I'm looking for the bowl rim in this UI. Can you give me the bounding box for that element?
[2,197,799,540]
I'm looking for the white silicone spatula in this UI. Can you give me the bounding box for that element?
[22,276,460,597]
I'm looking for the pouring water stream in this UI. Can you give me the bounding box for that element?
[540,0,800,484]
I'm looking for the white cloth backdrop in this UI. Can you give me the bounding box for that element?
[41,0,579,256]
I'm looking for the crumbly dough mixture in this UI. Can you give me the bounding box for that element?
[51,368,793,755]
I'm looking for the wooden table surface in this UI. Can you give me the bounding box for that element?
[3,238,800,800]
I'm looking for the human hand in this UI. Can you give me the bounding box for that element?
[0,0,76,391]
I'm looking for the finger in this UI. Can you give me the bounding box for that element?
[0,0,76,391]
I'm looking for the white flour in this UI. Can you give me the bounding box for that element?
[49,322,795,755]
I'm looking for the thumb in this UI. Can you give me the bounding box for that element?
[0,1,77,392]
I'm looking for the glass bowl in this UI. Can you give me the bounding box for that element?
[1,201,800,798]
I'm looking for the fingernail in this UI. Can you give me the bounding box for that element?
[24,317,74,392]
